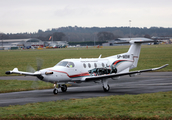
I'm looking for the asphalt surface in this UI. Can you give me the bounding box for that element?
[0,72,172,107]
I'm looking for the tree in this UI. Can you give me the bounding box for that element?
[97,32,115,41]
[144,34,151,38]
[38,29,43,33]
[52,32,66,41]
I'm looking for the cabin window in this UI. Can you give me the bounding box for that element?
[102,63,105,67]
[94,63,97,68]
[83,63,86,68]
[88,63,91,68]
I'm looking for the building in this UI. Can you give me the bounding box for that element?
[22,38,44,48]
[46,41,68,48]
[0,38,44,49]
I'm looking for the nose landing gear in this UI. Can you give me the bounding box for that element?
[53,83,58,94]
[53,83,68,94]
[53,88,58,94]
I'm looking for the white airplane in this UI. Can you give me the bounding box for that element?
[6,39,168,94]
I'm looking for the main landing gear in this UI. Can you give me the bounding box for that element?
[53,83,67,94]
[103,85,110,92]
[101,79,110,92]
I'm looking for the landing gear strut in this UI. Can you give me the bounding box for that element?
[103,85,110,92]
[101,79,110,92]
[53,83,68,94]
[53,83,58,94]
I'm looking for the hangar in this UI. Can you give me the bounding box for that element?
[0,38,45,50]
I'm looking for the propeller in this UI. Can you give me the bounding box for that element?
[36,58,43,71]
[26,65,36,73]
[26,58,44,89]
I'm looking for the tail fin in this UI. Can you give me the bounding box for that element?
[127,42,141,69]
[127,40,154,69]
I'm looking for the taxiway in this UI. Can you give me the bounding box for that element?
[0,72,172,107]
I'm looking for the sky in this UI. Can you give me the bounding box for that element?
[0,0,172,34]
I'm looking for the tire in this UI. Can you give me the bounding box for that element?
[103,85,110,92]
[53,89,58,94]
[61,84,67,92]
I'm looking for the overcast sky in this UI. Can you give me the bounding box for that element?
[0,0,172,34]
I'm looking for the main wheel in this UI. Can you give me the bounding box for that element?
[61,84,67,92]
[103,85,110,92]
[53,89,58,94]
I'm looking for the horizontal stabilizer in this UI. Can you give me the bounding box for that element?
[5,68,41,76]
[115,39,154,44]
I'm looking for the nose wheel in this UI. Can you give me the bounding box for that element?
[53,83,58,94]
[53,88,58,94]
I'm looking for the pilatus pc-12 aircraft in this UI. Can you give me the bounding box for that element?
[6,39,168,94]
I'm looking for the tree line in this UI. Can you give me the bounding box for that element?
[1,26,172,42]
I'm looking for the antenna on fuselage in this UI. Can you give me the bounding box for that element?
[98,54,102,59]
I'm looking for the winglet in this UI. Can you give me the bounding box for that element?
[152,64,169,71]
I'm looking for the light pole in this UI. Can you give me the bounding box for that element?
[1,35,3,47]
[94,34,96,46]
[129,20,131,40]
[0,32,5,48]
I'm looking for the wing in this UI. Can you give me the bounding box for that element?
[5,68,41,76]
[84,64,169,81]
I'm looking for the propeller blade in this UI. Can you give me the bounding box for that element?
[26,65,36,73]
[36,58,43,71]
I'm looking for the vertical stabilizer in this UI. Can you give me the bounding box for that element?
[106,39,154,70]
[127,42,142,69]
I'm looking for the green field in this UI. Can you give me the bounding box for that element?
[0,80,53,93]
[0,91,172,119]
[0,44,172,119]
[0,44,172,77]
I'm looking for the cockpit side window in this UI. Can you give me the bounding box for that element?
[67,62,75,68]
[55,61,75,68]
[56,61,68,66]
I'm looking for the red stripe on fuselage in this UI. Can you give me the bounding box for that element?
[48,69,90,78]
[113,60,126,65]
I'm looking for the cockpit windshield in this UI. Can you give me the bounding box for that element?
[55,61,75,68]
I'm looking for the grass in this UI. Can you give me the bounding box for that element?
[0,44,171,77]
[0,91,172,119]
[0,44,172,119]
[134,44,172,71]
[0,80,72,93]
[0,80,53,93]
